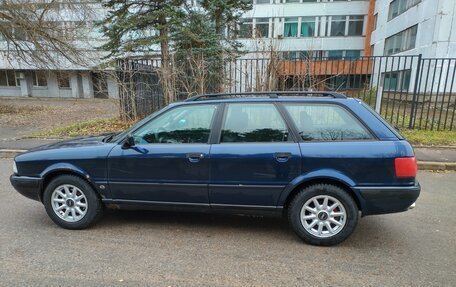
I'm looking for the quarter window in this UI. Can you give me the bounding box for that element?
[133,104,217,144]
[221,103,289,143]
[284,104,373,141]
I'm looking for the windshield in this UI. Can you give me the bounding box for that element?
[107,108,165,143]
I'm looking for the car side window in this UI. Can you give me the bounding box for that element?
[133,104,217,144]
[221,103,289,143]
[283,103,373,141]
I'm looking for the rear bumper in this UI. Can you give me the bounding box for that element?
[10,175,42,202]
[354,182,420,216]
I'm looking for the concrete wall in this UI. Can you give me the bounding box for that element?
[371,0,456,57]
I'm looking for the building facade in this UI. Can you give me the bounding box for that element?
[239,0,373,59]
[2,0,456,98]
[371,0,456,58]
[0,1,119,99]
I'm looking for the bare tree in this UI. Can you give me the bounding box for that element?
[0,0,96,68]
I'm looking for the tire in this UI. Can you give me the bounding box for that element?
[288,184,359,246]
[43,175,103,229]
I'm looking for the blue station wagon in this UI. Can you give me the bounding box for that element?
[10,92,420,246]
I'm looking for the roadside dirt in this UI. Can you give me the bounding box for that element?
[0,97,118,131]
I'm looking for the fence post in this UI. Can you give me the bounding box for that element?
[409,54,422,129]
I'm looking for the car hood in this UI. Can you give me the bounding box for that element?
[28,135,109,152]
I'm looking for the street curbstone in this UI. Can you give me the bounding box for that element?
[418,161,456,171]
[0,149,27,158]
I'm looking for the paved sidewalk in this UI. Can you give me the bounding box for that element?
[414,147,456,162]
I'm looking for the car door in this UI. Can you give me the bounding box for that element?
[209,102,301,207]
[107,103,219,205]
[282,102,390,185]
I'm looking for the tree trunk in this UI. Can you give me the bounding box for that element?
[159,15,175,105]
[213,11,225,93]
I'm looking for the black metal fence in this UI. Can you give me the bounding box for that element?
[118,55,456,130]
[117,58,164,120]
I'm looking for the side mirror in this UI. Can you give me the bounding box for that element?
[122,134,135,149]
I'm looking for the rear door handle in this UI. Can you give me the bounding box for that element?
[186,153,205,163]
[274,152,292,162]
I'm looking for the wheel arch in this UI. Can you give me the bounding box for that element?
[279,172,364,212]
[39,163,99,203]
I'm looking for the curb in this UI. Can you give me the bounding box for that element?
[418,161,456,171]
[1,149,456,172]
[0,149,27,158]
[414,145,456,150]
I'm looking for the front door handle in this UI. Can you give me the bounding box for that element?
[186,153,205,163]
[274,152,292,163]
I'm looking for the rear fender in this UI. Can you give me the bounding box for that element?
[277,169,365,209]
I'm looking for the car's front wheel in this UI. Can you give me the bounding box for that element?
[43,175,103,229]
[288,184,359,246]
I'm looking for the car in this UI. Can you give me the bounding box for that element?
[10,91,420,246]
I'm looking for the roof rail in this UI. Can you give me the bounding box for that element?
[185,91,347,102]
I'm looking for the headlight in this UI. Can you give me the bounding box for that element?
[13,161,18,174]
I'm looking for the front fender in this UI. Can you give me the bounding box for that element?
[39,163,109,199]
[40,162,92,181]
[277,169,363,208]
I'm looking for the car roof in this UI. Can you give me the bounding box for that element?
[185,91,347,102]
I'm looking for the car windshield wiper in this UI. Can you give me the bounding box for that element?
[102,133,115,143]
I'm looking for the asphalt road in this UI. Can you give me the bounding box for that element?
[0,159,455,287]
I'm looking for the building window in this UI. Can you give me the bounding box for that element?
[384,25,418,55]
[373,13,378,30]
[284,17,298,37]
[300,17,316,37]
[283,50,361,60]
[0,70,18,87]
[328,15,365,37]
[389,0,421,21]
[255,18,269,38]
[239,18,253,38]
[330,16,346,36]
[347,15,364,36]
[255,0,271,3]
[328,50,344,60]
[58,72,71,88]
[345,50,361,59]
[32,71,48,87]
[383,70,411,91]
[327,50,362,59]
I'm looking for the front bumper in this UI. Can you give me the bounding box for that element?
[354,182,421,216]
[10,175,43,202]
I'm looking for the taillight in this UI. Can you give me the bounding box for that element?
[394,157,417,178]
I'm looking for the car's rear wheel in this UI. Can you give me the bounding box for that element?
[43,175,103,229]
[288,184,359,246]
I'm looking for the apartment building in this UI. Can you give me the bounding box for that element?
[370,0,456,94]
[371,0,456,58]
[239,0,372,59]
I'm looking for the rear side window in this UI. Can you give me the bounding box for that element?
[283,103,373,141]
[221,103,289,143]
